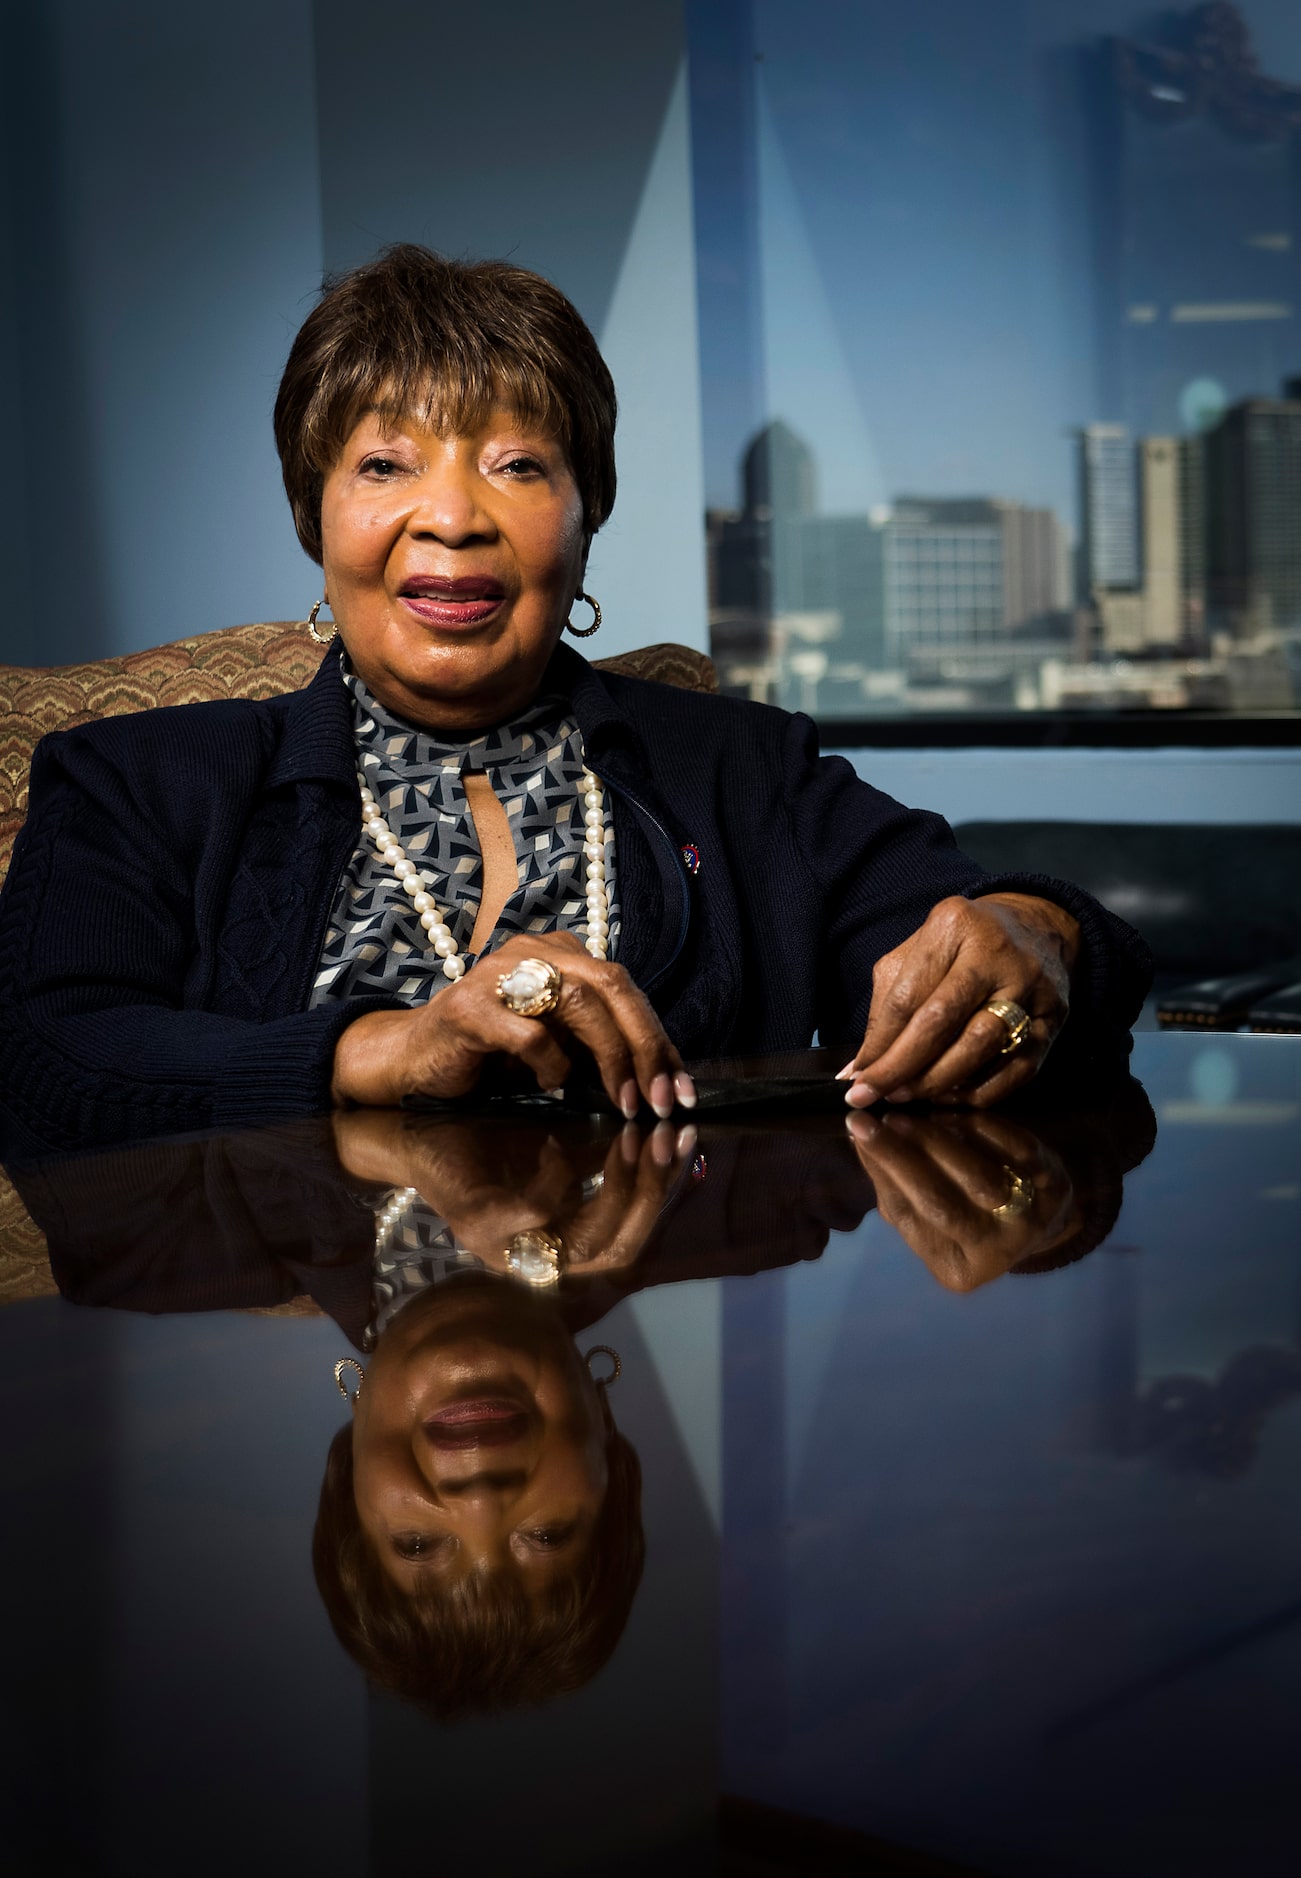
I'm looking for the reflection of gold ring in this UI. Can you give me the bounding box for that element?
[991,1166,1035,1221]
[505,1228,564,1287]
[579,1172,606,1204]
[985,998,1031,1054]
[496,958,562,1018]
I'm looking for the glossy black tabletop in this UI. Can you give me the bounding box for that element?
[2,1033,1299,1878]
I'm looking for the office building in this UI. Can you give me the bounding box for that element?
[1079,425,1140,594]
[1180,435,1207,645]
[885,498,1070,674]
[1205,393,1301,639]
[1138,438,1182,648]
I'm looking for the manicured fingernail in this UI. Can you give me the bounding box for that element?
[835,1060,858,1081]
[845,1111,879,1142]
[845,1080,881,1108]
[545,1086,565,1100]
[676,1123,697,1157]
[620,1079,639,1120]
[887,1088,912,1104]
[674,1071,697,1109]
[651,1122,674,1166]
[620,1123,640,1165]
[650,1072,674,1119]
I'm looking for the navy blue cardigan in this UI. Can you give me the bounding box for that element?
[0,644,1150,1155]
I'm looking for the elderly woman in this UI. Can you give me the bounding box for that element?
[0,246,1148,1156]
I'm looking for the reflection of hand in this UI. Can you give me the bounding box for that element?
[331,930,695,1120]
[846,1107,1081,1290]
[331,1109,695,1279]
[842,893,1078,1107]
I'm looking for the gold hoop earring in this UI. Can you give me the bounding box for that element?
[585,1345,620,1386]
[334,1357,364,1403]
[305,599,337,645]
[565,591,602,639]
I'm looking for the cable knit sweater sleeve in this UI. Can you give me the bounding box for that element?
[0,711,399,1159]
[772,711,1152,1072]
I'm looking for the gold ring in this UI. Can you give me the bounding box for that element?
[496,957,562,1018]
[505,1228,564,1287]
[985,998,1031,1054]
[991,1166,1035,1221]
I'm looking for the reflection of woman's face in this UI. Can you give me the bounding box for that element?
[352,1281,608,1596]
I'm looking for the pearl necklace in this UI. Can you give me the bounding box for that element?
[357,765,610,979]
[374,1186,420,1256]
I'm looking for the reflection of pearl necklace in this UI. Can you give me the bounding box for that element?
[357,766,610,980]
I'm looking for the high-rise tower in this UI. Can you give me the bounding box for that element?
[1205,393,1301,638]
[1079,425,1140,595]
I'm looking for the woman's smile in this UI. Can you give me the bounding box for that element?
[397,572,508,628]
[423,1398,534,1450]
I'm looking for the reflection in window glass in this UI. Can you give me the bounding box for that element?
[687,0,1301,721]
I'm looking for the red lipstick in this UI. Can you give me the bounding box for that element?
[423,1397,531,1451]
[399,574,505,628]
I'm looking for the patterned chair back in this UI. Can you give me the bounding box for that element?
[0,622,717,889]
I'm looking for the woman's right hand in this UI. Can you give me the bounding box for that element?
[331,1108,696,1278]
[330,929,695,1120]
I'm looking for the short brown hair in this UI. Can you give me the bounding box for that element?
[312,1407,644,1717]
[274,244,618,563]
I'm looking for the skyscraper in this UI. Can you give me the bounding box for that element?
[999,502,1072,632]
[884,500,1004,673]
[1079,425,1139,594]
[741,420,816,523]
[1139,438,1182,647]
[1205,393,1301,639]
[881,498,1068,678]
[1179,435,1206,645]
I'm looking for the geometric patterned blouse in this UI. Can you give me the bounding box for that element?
[310,663,620,1009]
[367,1208,492,1346]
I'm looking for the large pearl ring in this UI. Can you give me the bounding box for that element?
[496,957,563,1018]
[505,1228,564,1287]
[985,998,1031,1054]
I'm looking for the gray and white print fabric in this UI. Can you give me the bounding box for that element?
[310,666,620,1008]
[370,1203,491,1345]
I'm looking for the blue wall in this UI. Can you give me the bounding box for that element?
[1,0,324,666]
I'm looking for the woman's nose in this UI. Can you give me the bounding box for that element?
[407,462,494,543]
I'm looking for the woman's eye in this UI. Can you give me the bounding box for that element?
[359,454,403,478]
[525,1524,576,1551]
[500,454,544,478]
[392,1532,448,1561]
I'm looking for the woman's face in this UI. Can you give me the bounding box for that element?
[351,1282,609,1596]
[320,406,587,731]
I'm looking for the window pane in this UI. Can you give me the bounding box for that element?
[688,0,1301,724]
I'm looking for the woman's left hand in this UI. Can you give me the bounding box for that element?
[840,892,1080,1108]
[845,1106,1081,1288]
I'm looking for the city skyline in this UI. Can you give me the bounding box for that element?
[706,379,1299,713]
[688,0,1301,604]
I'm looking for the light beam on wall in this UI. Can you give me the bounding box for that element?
[586,61,710,656]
